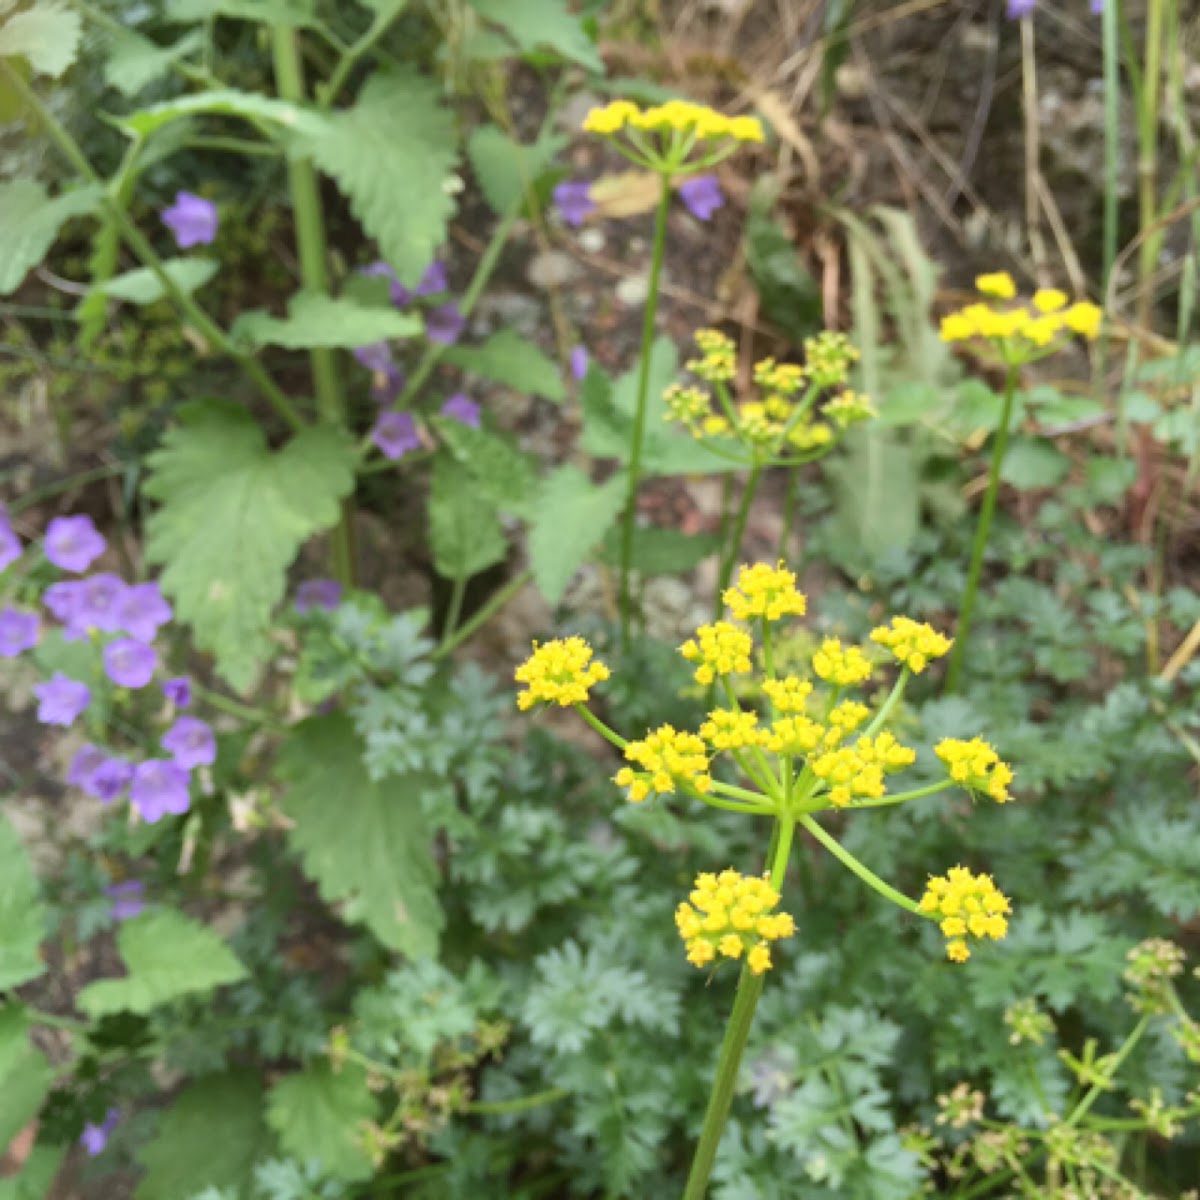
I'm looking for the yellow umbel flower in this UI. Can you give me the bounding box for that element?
[723,562,807,623]
[940,312,977,342]
[936,738,1013,803]
[581,100,640,135]
[919,866,1012,963]
[663,383,711,428]
[803,331,859,387]
[787,421,833,451]
[975,272,1017,299]
[700,708,764,752]
[825,390,876,429]
[1032,288,1068,313]
[870,617,953,673]
[827,700,870,737]
[675,869,795,973]
[1063,301,1102,338]
[688,328,737,383]
[762,675,813,714]
[753,358,805,395]
[811,732,914,807]
[855,732,917,771]
[762,715,826,756]
[812,638,873,686]
[515,638,610,711]
[679,621,753,685]
[615,725,712,802]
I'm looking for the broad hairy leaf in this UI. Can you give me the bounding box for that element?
[0,180,101,296]
[466,123,567,217]
[78,909,247,1018]
[96,257,218,306]
[443,328,564,403]
[428,454,506,581]
[0,1039,51,1151]
[598,525,718,576]
[468,0,603,73]
[232,291,420,349]
[1000,436,1071,491]
[0,1005,30,1083]
[266,1062,376,1182]
[277,714,444,958]
[0,1,80,77]
[102,27,203,96]
[144,402,356,692]
[292,69,457,286]
[528,465,626,605]
[432,417,539,519]
[136,1072,268,1200]
[119,89,329,139]
[0,817,45,991]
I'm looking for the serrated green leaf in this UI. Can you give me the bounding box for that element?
[277,714,443,958]
[598,525,718,576]
[433,417,539,518]
[0,1145,63,1200]
[294,69,456,287]
[136,1072,268,1200]
[102,27,203,96]
[1000,437,1071,490]
[78,909,247,1018]
[465,123,568,217]
[468,0,603,72]
[266,1062,376,1182]
[0,1040,51,1150]
[95,257,218,306]
[443,328,564,402]
[529,466,626,605]
[428,455,507,581]
[119,89,329,138]
[144,402,356,691]
[231,291,420,349]
[0,1,80,78]
[0,817,45,992]
[0,180,101,296]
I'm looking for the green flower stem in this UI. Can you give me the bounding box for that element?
[712,463,763,620]
[682,815,795,1200]
[708,779,774,807]
[843,779,955,809]
[0,61,305,435]
[318,4,407,107]
[468,1087,568,1117]
[191,684,287,733]
[777,468,798,560]
[691,791,774,817]
[432,568,531,660]
[797,813,923,917]
[442,575,467,643]
[1064,1014,1150,1128]
[863,668,909,738]
[945,364,1019,692]
[619,178,673,650]
[574,704,628,750]
[272,25,354,587]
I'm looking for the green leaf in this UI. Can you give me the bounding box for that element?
[0,1145,64,1200]
[443,328,564,402]
[0,1,81,78]
[231,291,420,350]
[294,69,457,287]
[266,1062,376,1182]
[0,1040,51,1150]
[528,465,626,605]
[428,455,507,581]
[1000,437,1071,490]
[0,817,45,992]
[598,525,719,576]
[144,402,356,691]
[102,27,203,96]
[468,0,603,73]
[119,89,329,139]
[745,180,822,341]
[0,180,102,296]
[875,380,949,427]
[0,1005,30,1083]
[166,0,320,23]
[136,1072,268,1200]
[95,257,218,306]
[78,909,247,1018]
[432,417,539,519]
[466,123,568,217]
[277,714,444,958]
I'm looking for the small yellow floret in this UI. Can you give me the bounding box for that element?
[920,865,1012,963]
[679,621,753,685]
[515,638,610,710]
[677,869,794,973]
[1032,288,1068,313]
[762,675,813,714]
[615,725,711,803]
[1063,301,1102,339]
[935,737,1014,803]
[940,313,977,342]
[700,708,764,752]
[723,562,807,623]
[975,272,1017,299]
[870,616,953,674]
[812,638,872,686]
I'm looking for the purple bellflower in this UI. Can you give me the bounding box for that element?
[0,607,39,657]
[295,579,343,613]
[103,639,158,689]
[440,393,481,428]
[44,515,106,573]
[75,573,128,633]
[90,757,134,803]
[161,716,216,769]
[117,582,172,643]
[424,303,465,345]
[80,1109,120,1157]
[161,191,219,248]
[553,180,596,227]
[130,759,191,823]
[162,676,192,707]
[679,174,724,221]
[372,411,421,460]
[570,345,590,381]
[34,673,91,726]
[106,880,145,921]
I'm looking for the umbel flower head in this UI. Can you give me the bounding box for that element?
[515,637,610,711]
[675,869,796,974]
[615,725,711,802]
[919,867,1012,962]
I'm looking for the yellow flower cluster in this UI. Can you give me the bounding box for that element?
[870,617,953,674]
[975,272,1017,299]
[936,738,1014,803]
[811,732,916,807]
[824,390,876,428]
[919,866,1012,963]
[700,708,763,751]
[679,621,753,685]
[786,420,834,451]
[804,331,860,387]
[687,328,737,383]
[828,699,870,737]
[515,638,610,711]
[723,562,807,623]
[761,714,826,756]
[675,869,795,973]
[753,358,806,395]
[583,99,764,144]
[663,383,711,425]
[812,638,873,686]
[615,725,712,802]
[762,675,813,713]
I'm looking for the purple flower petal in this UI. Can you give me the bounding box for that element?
[0,607,39,657]
[68,744,107,790]
[678,174,724,221]
[90,757,134,803]
[424,303,465,345]
[570,345,590,381]
[80,1109,119,1157]
[371,363,405,405]
[372,411,421,461]
[44,515,106,573]
[161,716,216,770]
[162,676,191,707]
[359,260,412,308]
[116,582,172,643]
[105,880,145,922]
[295,579,342,613]
[1006,0,1035,16]
[103,639,158,689]
[415,260,448,296]
[130,759,191,823]
[352,341,393,373]
[74,573,129,634]
[161,191,218,248]
[34,673,91,726]
[553,180,596,228]
[0,508,22,572]
[440,393,481,428]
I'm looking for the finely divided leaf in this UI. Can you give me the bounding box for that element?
[0,180,101,296]
[443,328,564,403]
[293,69,457,286]
[97,258,218,306]
[0,1,81,78]
[232,291,420,349]
[0,817,45,992]
[266,1063,376,1182]
[144,402,356,691]
[468,0,603,73]
[78,909,247,1018]
[428,454,507,581]
[277,714,444,958]
[136,1072,268,1200]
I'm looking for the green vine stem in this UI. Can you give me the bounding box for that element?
[797,812,923,917]
[432,568,531,660]
[271,25,355,587]
[0,60,306,435]
[619,178,673,650]
[713,463,763,619]
[945,363,1019,693]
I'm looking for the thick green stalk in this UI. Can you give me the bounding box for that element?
[1136,0,1165,331]
[271,26,354,585]
[619,179,673,649]
[945,365,1018,693]
[713,464,763,619]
